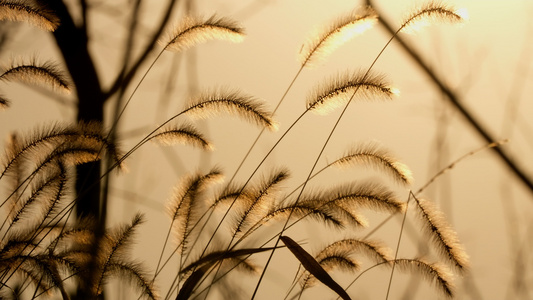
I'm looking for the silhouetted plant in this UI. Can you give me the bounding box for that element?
[0,1,475,299]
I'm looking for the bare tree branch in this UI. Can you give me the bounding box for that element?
[367,0,533,197]
[103,0,179,100]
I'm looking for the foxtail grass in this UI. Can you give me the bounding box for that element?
[0,1,60,31]
[0,1,473,299]
[0,60,71,94]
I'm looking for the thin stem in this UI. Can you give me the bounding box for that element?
[384,191,411,300]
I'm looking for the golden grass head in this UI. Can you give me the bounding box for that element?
[394,258,455,298]
[400,1,467,34]
[332,141,413,187]
[307,71,397,115]
[412,196,469,274]
[150,123,214,151]
[0,1,60,31]
[0,59,71,94]
[300,6,377,68]
[160,15,245,53]
[183,88,278,132]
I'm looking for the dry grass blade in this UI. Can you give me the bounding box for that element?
[0,61,71,93]
[280,235,351,300]
[331,141,413,186]
[0,1,60,31]
[393,258,455,298]
[307,71,397,115]
[161,15,244,52]
[300,6,377,67]
[183,89,278,131]
[177,247,279,300]
[301,241,367,290]
[412,196,469,274]
[400,2,466,33]
[149,123,214,151]
[180,247,278,276]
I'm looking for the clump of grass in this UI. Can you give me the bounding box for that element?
[0,1,473,299]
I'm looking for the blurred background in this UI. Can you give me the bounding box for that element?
[1,0,532,299]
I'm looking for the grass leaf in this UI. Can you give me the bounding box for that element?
[280,235,351,300]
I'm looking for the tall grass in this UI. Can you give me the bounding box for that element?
[0,1,477,299]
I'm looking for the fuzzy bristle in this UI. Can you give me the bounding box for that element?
[300,6,377,67]
[161,15,244,52]
[400,2,466,34]
[0,1,60,31]
[0,61,71,93]
[307,71,396,115]
[412,196,469,274]
[183,89,278,131]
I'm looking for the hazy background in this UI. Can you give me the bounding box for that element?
[1,0,533,299]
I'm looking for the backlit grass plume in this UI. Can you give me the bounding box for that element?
[0,122,123,182]
[149,123,214,151]
[399,2,466,34]
[307,71,397,115]
[231,169,289,237]
[182,89,278,131]
[0,1,60,31]
[0,1,473,299]
[0,60,71,94]
[93,213,157,299]
[166,168,224,258]
[330,141,413,186]
[412,195,469,274]
[299,6,377,68]
[307,182,405,215]
[393,258,455,298]
[160,15,245,52]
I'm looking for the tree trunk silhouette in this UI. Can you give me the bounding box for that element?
[49,1,105,298]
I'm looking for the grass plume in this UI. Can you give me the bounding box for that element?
[399,2,466,34]
[0,60,71,94]
[0,1,60,31]
[331,141,413,186]
[183,89,278,131]
[299,6,377,68]
[393,258,455,298]
[0,1,473,298]
[307,71,397,115]
[412,195,469,274]
[161,15,245,52]
[149,123,214,151]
